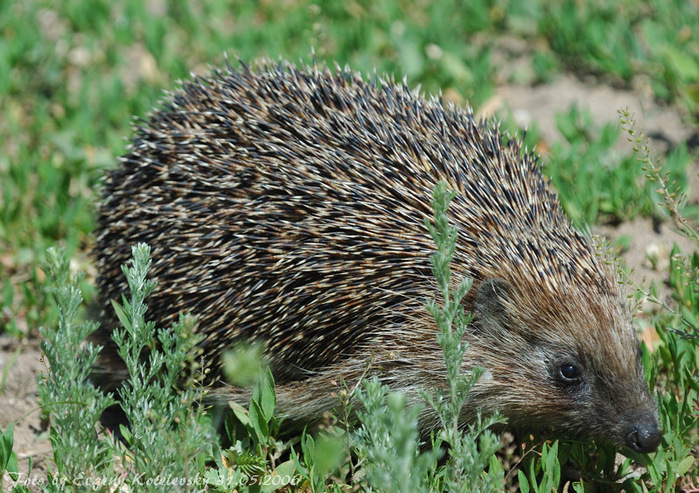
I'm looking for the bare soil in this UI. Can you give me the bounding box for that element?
[1,71,697,491]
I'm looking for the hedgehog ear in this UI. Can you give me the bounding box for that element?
[474,278,511,333]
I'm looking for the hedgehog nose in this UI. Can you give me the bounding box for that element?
[627,423,661,453]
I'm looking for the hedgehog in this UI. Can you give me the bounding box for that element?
[93,58,660,453]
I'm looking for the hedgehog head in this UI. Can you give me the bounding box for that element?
[466,271,660,453]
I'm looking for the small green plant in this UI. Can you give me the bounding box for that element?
[292,429,346,492]
[226,367,278,451]
[38,247,116,485]
[211,352,304,492]
[518,441,561,493]
[0,424,31,493]
[353,377,437,492]
[351,181,505,492]
[0,425,19,479]
[423,181,505,491]
[620,108,698,245]
[109,243,215,488]
[39,244,216,491]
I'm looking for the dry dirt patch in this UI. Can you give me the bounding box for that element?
[1,337,51,491]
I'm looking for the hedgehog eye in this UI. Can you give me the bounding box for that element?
[558,363,582,384]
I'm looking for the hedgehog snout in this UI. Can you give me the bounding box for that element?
[626,418,661,453]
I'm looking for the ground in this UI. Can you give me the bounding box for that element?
[1,70,696,491]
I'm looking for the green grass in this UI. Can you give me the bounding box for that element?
[1,0,698,490]
[543,105,691,227]
[541,0,699,112]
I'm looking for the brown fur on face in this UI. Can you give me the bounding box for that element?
[93,59,660,453]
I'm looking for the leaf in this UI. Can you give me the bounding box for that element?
[260,460,297,493]
[0,424,14,470]
[677,455,695,476]
[249,398,268,444]
[118,424,133,447]
[0,424,19,480]
[229,401,252,429]
[273,459,296,478]
[111,298,132,332]
[518,470,530,493]
[258,367,276,421]
[301,433,315,459]
[680,305,699,331]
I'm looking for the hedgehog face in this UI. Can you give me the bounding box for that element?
[470,278,660,453]
[541,341,660,453]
